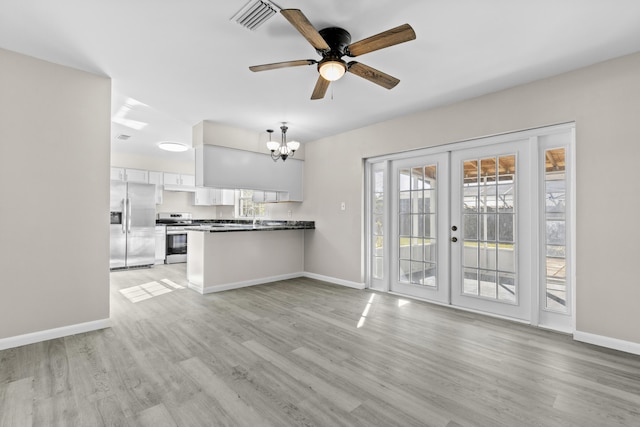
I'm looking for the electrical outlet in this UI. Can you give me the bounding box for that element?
[341,202,346,211]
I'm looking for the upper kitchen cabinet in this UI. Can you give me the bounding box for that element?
[164,173,196,191]
[148,171,164,204]
[110,167,149,183]
[192,188,235,206]
[195,145,303,201]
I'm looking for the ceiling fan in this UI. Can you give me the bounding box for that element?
[249,9,416,100]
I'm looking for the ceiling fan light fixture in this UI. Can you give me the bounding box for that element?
[319,60,346,81]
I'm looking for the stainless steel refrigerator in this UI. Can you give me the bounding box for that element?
[110,180,156,269]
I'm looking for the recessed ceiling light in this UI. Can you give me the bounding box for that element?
[157,141,189,152]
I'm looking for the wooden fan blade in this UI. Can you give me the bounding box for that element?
[347,62,400,90]
[311,75,330,100]
[249,59,316,72]
[347,23,416,57]
[281,9,330,51]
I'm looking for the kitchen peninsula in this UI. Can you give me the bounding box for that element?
[186,220,315,294]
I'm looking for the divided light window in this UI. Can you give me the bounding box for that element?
[238,189,266,217]
[543,148,568,313]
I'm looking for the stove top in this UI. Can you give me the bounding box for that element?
[157,212,193,225]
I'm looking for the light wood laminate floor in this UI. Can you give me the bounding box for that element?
[2,264,640,426]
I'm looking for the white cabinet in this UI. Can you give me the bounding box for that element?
[253,190,289,203]
[148,171,164,205]
[196,145,304,201]
[110,167,125,181]
[193,187,214,206]
[110,167,148,183]
[155,225,166,264]
[164,172,195,190]
[193,188,235,206]
[217,189,235,206]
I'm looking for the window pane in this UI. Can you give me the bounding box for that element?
[399,260,411,283]
[546,220,565,245]
[411,261,424,284]
[424,263,436,287]
[399,169,411,191]
[425,239,436,263]
[374,215,384,236]
[479,214,496,241]
[411,167,424,190]
[464,241,478,268]
[479,245,496,270]
[464,215,478,240]
[479,270,497,298]
[480,158,497,182]
[498,273,516,303]
[546,181,566,213]
[411,191,423,213]
[424,189,436,213]
[497,244,515,273]
[463,268,479,295]
[498,214,514,243]
[373,257,384,279]
[399,214,411,236]
[411,214,424,237]
[411,238,424,261]
[399,191,410,213]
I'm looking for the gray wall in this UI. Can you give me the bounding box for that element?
[0,48,111,340]
[300,52,640,345]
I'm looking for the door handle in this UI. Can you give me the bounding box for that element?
[121,199,126,234]
[127,198,132,233]
[451,237,458,242]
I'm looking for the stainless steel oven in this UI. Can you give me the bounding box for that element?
[157,213,192,264]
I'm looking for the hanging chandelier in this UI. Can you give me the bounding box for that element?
[266,123,300,162]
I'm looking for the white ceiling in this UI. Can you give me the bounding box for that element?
[2,0,640,163]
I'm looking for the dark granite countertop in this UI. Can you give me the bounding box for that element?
[185,220,314,232]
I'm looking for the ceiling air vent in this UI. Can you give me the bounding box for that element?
[231,0,280,31]
[116,134,131,141]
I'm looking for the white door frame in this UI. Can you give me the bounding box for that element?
[364,123,575,332]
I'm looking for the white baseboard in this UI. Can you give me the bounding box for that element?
[0,318,111,351]
[199,272,305,294]
[303,272,365,290]
[574,330,640,356]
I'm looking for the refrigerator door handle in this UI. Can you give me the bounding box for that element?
[127,198,132,233]
[121,198,127,234]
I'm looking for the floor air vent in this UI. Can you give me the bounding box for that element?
[231,0,280,31]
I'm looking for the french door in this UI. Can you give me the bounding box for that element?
[366,124,574,329]
[450,139,531,320]
[389,153,450,303]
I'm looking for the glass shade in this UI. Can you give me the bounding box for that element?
[266,141,279,151]
[319,61,346,81]
[287,141,300,151]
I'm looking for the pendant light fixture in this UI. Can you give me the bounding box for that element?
[266,123,300,162]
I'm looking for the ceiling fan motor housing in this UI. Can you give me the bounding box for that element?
[317,27,351,56]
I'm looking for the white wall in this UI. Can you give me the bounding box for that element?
[300,52,640,345]
[0,48,111,343]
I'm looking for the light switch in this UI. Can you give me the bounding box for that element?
[341,202,346,211]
